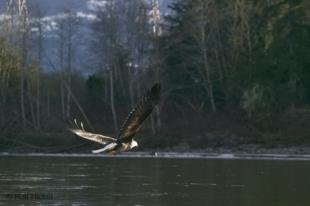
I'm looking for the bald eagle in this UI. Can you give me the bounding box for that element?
[69,83,161,155]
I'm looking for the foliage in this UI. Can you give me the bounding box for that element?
[160,0,310,114]
[241,84,266,118]
[1,0,310,151]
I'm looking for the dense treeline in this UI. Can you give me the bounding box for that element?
[0,0,309,152]
[155,0,310,148]
[161,0,310,114]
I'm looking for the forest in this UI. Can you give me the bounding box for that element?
[0,0,309,153]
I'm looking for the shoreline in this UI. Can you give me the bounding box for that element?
[1,151,310,161]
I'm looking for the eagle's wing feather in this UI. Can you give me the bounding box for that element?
[118,83,161,141]
[69,128,116,145]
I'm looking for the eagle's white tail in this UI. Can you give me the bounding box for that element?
[92,142,117,154]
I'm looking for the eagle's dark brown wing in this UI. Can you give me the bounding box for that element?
[118,83,161,142]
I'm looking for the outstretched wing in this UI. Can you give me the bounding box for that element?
[118,83,161,141]
[69,120,116,145]
[69,129,116,145]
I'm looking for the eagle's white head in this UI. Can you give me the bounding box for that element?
[130,139,138,149]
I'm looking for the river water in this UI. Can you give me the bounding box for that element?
[0,155,309,206]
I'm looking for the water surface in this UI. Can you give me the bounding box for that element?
[0,155,309,205]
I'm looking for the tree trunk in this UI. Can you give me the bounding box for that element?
[20,34,27,128]
[47,90,50,118]
[36,23,43,129]
[202,46,216,113]
[66,79,71,119]
[28,91,36,129]
[59,40,65,118]
[36,69,41,129]
[109,69,118,133]
[60,78,65,118]
[66,23,72,120]
[199,1,217,112]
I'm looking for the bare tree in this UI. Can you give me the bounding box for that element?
[0,40,19,127]
[5,0,31,127]
[91,0,121,132]
[90,0,161,133]
[30,4,46,129]
[185,0,218,112]
[124,0,150,106]
[150,0,163,129]
[55,10,80,120]
[227,0,255,77]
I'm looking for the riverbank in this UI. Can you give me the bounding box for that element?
[1,108,310,155]
[1,134,310,155]
[2,151,310,161]
[2,143,310,156]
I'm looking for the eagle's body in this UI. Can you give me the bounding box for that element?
[69,83,161,155]
[92,140,138,155]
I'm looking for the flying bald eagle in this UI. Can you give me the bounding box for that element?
[69,83,161,155]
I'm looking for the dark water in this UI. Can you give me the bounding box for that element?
[0,155,309,206]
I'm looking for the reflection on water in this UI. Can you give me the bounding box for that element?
[0,155,310,205]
